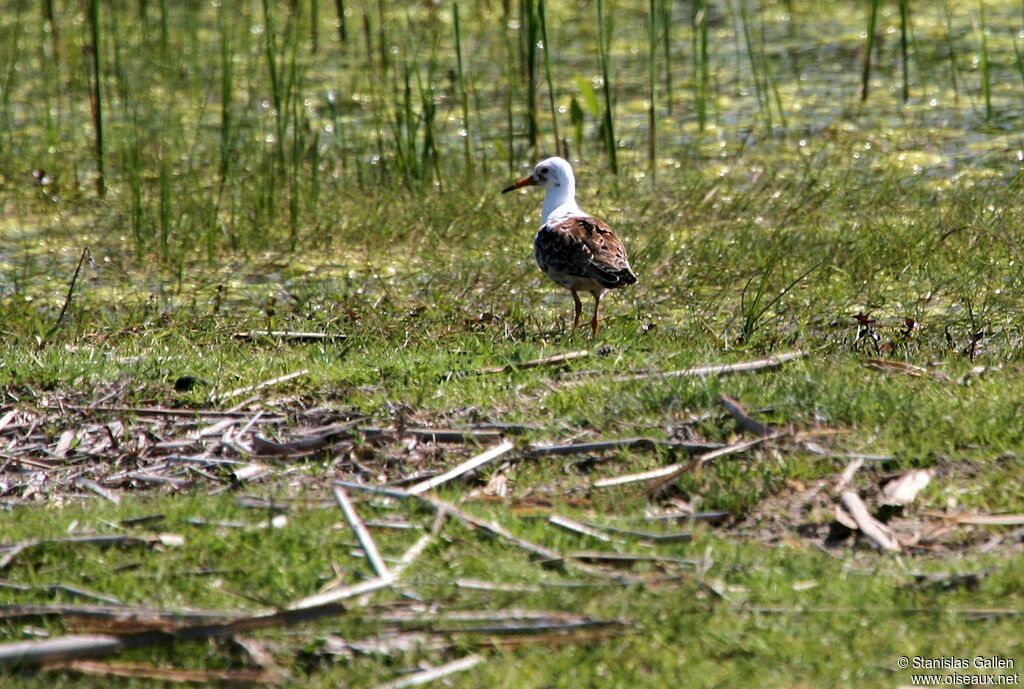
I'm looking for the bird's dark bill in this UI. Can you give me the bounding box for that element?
[501,175,537,193]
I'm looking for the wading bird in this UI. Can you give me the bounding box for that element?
[502,157,636,335]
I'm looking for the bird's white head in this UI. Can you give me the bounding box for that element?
[502,156,580,223]
[502,156,575,194]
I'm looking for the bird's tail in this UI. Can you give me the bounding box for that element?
[591,265,637,289]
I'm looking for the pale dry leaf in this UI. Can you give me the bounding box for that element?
[483,472,508,497]
[880,469,934,507]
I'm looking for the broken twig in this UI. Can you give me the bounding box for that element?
[214,370,308,403]
[334,481,635,582]
[476,350,589,374]
[717,393,773,436]
[288,575,395,611]
[578,521,692,543]
[0,587,394,669]
[407,441,514,495]
[528,437,722,457]
[333,485,390,579]
[840,491,901,552]
[592,436,772,489]
[359,427,504,443]
[547,515,613,542]
[951,514,1024,527]
[45,660,278,686]
[561,351,806,386]
[233,330,344,342]
[374,653,483,689]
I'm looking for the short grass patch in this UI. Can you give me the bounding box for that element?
[2,0,1024,685]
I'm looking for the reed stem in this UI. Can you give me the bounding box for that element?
[218,1,233,186]
[524,0,539,160]
[860,0,879,101]
[692,0,709,131]
[738,1,771,132]
[979,0,992,121]
[943,0,961,103]
[86,0,105,196]
[660,0,672,114]
[43,0,60,63]
[453,3,474,176]
[537,0,563,157]
[503,2,515,174]
[899,0,911,102]
[310,0,319,53]
[647,0,657,177]
[596,0,617,173]
[334,0,347,43]
[260,0,286,167]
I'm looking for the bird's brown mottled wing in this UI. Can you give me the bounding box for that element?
[535,216,637,290]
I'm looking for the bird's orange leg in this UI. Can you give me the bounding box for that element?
[571,290,582,330]
[590,291,603,335]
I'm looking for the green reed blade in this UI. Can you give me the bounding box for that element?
[503,5,514,174]
[861,0,879,101]
[759,0,787,129]
[218,0,233,185]
[647,0,658,177]
[87,0,105,196]
[979,0,992,121]
[739,1,771,133]
[899,0,911,102]
[537,0,563,157]
[660,0,672,114]
[596,0,617,173]
[525,0,539,159]
[261,0,285,168]
[310,0,319,53]
[692,0,709,131]
[943,0,961,103]
[159,0,169,59]
[453,3,474,175]
[43,0,60,63]
[1012,31,1024,87]
[334,0,347,43]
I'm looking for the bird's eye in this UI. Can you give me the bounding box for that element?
[539,167,548,174]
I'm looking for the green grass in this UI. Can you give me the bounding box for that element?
[0,494,1021,688]
[2,0,1024,686]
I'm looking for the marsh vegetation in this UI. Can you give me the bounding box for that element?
[0,1,1022,686]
